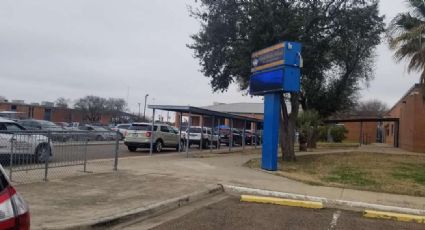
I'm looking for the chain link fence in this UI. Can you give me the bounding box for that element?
[0,130,120,183]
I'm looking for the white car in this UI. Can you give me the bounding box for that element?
[184,126,219,149]
[0,117,53,163]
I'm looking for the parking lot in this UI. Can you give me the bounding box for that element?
[123,196,424,230]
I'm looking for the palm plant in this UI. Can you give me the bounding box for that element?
[388,0,425,99]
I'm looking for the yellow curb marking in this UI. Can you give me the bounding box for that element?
[364,210,425,224]
[240,195,323,209]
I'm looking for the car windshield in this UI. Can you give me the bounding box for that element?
[188,127,202,133]
[92,126,108,131]
[39,120,60,128]
[117,124,130,129]
[129,124,157,131]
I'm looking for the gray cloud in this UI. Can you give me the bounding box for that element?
[0,0,419,118]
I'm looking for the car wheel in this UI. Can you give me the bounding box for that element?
[154,140,163,153]
[34,144,51,163]
[95,135,104,141]
[176,140,183,151]
[128,146,137,152]
[202,140,209,149]
[118,133,124,140]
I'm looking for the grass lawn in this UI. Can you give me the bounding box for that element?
[245,152,425,197]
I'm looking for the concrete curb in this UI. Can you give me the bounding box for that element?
[241,194,323,209]
[48,185,224,230]
[364,210,425,224]
[223,185,425,216]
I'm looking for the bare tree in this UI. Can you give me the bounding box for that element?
[354,99,389,117]
[74,96,107,122]
[55,97,70,108]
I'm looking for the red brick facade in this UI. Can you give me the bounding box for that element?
[0,102,116,125]
[341,121,378,144]
[384,85,425,152]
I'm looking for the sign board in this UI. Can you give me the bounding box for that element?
[251,43,285,73]
[249,42,302,96]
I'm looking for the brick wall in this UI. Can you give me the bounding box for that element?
[384,86,425,153]
[342,122,377,143]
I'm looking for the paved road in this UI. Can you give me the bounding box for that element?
[143,197,423,230]
[51,142,244,162]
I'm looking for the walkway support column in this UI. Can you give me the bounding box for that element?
[242,120,246,151]
[229,119,233,152]
[200,115,204,150]
[210,116,215,153]
[186,112,192,158]
[179,112,183,152]
[149,109,156,156]
[254,122,258,149]
[217,118,220,150]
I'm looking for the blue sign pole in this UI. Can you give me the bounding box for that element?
[249,41,302,172]
[262,93,281,171]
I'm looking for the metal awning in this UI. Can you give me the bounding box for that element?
[148,105,263,123]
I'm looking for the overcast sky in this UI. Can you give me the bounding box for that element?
[0,0,419,118]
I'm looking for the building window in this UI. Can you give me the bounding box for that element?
[11,105,17,111]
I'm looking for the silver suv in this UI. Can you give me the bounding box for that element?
[124,123,181,152]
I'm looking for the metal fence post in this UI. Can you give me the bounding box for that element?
[83,132,88,172]
[44,131,51,181]
[9,133,15,182]
[113,130,119,171]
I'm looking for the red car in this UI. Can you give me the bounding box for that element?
[0,164,30,230]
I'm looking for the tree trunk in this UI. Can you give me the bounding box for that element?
[280,93,300,162]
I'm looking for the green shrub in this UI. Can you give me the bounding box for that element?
[318,126,328,142]
[330,125,348,142]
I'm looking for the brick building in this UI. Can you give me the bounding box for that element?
[0,101,133,125]
[384,84,425,152]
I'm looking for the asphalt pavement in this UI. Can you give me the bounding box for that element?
[139,197,424,230]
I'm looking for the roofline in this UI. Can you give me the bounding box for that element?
[324,117,400,123]
[148,105,263,123]
[387,83,420,114]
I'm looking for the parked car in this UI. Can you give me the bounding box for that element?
[18,119,68,142]
[216,127,242,146]
[0,163,30,230]
[0,117,53,162]
[111,123,131,140]
[184,126,219,149]
[244,130,260,145]
[77,125,117,141]
[124,123,182,152]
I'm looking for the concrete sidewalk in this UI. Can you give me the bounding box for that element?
[17,148,425,229]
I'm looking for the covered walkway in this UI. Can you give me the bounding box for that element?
[148,105,264,156]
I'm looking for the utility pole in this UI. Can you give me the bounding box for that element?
[143,94,149,121]
[137,103,141,120]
